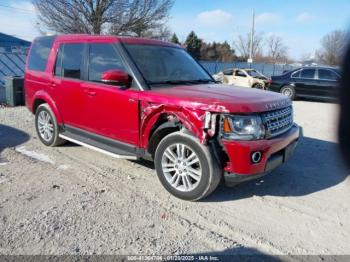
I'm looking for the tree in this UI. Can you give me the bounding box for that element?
[216,41,235,62]
[33,0,174,38]
[185,31,202,59]
[316,30,348,66]
[266,35,288,62]
[170,33,180,45]
[234,32,264,60]
[200,41,235,62]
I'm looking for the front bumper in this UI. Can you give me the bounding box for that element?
[221,124,300,186]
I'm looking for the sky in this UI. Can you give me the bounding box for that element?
[0,0,350,60]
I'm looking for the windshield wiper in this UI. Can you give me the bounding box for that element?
[147,79,215,85]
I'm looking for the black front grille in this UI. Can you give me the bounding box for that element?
[262,106,293,138]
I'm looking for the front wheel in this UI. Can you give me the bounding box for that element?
[252,83,264,89]
[154,132,222,201]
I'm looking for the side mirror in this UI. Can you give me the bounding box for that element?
[101,70,132,88]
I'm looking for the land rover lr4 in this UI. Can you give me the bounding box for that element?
[25,35,300,201]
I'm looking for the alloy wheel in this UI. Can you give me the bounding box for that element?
[161,143,202,192]
[37,111,54,142]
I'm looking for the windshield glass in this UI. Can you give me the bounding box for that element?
[246,70,263,78]
[124,44,213,86]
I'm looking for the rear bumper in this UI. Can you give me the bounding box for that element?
[221,124,300,185]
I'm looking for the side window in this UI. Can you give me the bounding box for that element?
[223,69,233,76]
[235,70,246,77]
[61,43,84,79]
[88,43,126,82]
[27,37,54,71]
[318,69,339,81]
[291,70,301,78]
[300,69,315,79]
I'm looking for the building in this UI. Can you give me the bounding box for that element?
[0,33,30,102]
[0,32,31,53]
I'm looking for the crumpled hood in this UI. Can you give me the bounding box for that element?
[141,84,291,113]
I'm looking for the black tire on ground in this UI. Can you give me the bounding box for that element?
[35,103,66,147]
[154,131,222,201]
[252,83,264,89]
[280,85,296,100]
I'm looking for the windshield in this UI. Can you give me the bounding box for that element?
[246,70,263,78]
[123,44,213,86]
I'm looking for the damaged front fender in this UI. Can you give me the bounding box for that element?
[140,101,220,149]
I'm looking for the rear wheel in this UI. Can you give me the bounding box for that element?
[35,103,66,147]
[280,85,296,100]
[154,132,222,201]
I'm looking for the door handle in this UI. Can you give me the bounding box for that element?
[128,98,137,103]
[84,88,96,97]
[49,81,56,87]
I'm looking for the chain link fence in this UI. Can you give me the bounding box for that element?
[200,60,298,77]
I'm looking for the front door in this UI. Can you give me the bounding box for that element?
[82,43,139,146]
[233,69,250,87]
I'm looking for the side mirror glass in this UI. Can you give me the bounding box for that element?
[101,70,132,88]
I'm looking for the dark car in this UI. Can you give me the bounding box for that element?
[268,67,340,100]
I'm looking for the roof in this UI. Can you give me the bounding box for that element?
[291,66,341,72]
[41,34,180,48]
[0,32,31,46]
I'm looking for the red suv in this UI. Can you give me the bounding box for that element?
[25,35,300,201]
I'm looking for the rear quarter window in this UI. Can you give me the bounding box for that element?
[27,37,55,72]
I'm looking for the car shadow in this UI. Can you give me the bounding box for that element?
[192,247,284,261]
[204,136,348,202]
[0,124,30,153]
[295,97,338,104]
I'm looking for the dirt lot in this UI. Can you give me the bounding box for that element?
[0,101,349,256]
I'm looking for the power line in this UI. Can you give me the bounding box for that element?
[0,4,35,13]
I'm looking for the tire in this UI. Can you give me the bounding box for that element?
[154,131,222,201]
[252,83,264,89]
[35,103,66,147]
[280,85,296,100]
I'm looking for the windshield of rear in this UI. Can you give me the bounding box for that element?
[123,44,212,86]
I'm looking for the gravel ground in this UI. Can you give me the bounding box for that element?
[0,101,349,256]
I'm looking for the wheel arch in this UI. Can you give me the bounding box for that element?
[141,105,206,157]
[147,117,181,158]
[32,91,63,124]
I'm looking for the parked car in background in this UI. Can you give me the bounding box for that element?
[213,68,271,89]
[25,35,300,201]
[268,67,340,100]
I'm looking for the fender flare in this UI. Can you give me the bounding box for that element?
[32,91,63,124]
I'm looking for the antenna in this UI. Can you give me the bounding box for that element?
[248,9,255,63]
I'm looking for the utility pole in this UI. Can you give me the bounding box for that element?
[248,8,255,63]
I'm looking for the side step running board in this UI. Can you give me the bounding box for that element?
[59,134,138,160]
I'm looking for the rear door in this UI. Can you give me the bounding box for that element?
[316,68,340,98]
[292,68,319,96]
[81,43,139,145]
[52,43,88,130]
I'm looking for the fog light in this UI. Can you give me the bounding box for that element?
[251,151,262,163]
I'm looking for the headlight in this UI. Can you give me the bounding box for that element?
[222,115,265,140]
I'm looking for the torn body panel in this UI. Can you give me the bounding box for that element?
[140,101,213,149]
